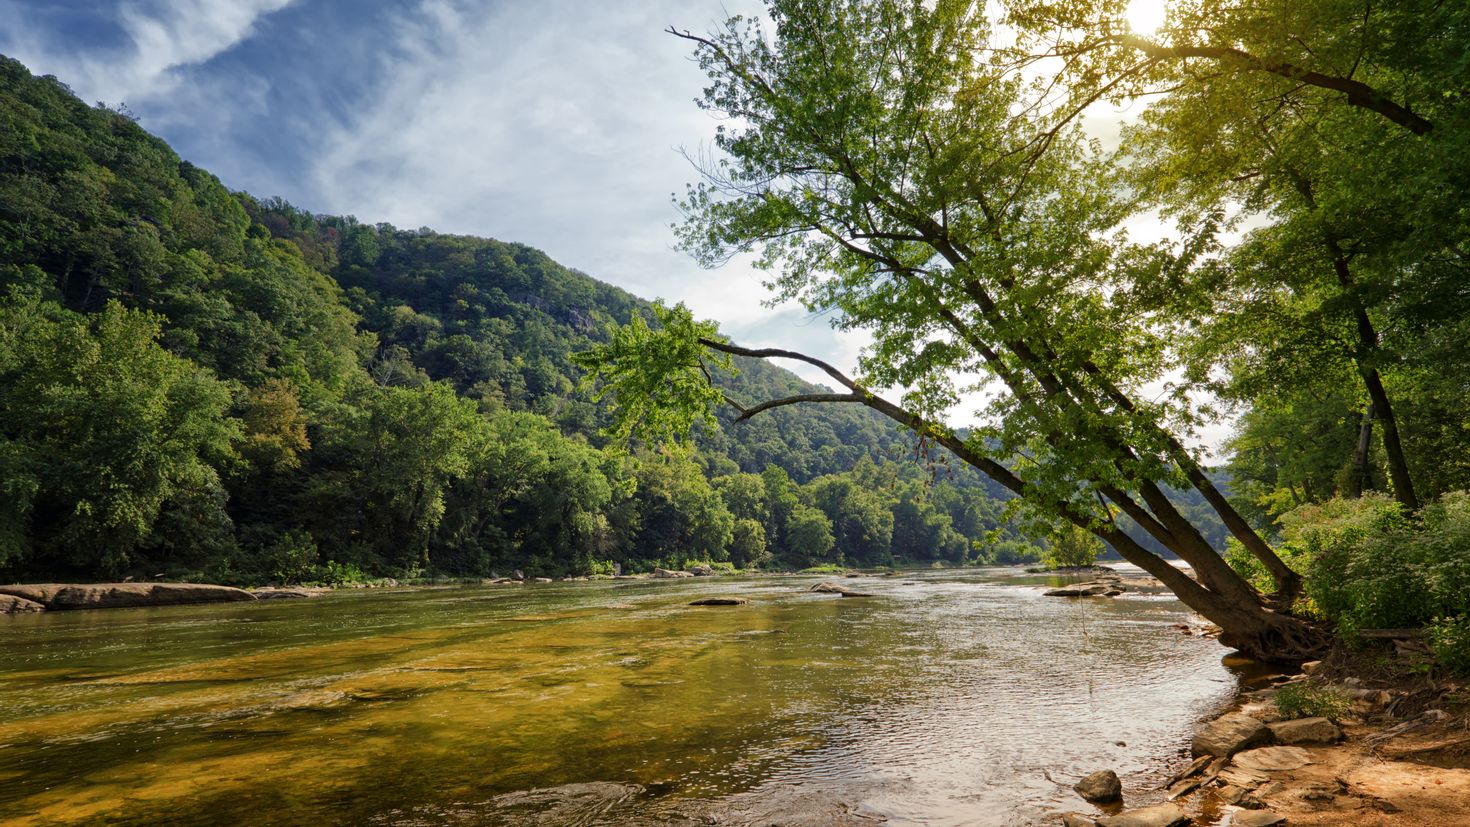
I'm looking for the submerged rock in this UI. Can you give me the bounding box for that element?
[688,597,749,606]
[1062,814,1098,827]
[1073,769,1122,803]
[252,588,326,600]
[0,593,45,613]
[0,583,256,611]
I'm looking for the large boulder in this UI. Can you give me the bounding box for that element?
[1073,769,1122,803]
[1,594,45,613]
[0,583,256,611]
[1191,713,1272,758]
[653,568,694,579]
[1267,716,1342,745]
[688,564,715,576]
[1096,803,1190,827]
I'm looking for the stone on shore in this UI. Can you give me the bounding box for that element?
[688,564,715,576]
[1267,716,1341,745]
[1226,812,1284,827]
[688,597,749,606]
[0,583,256,611]
[1,593,46,613]
[653,568,694,579]
[1231,746,1311,773]
[1073,769,1123,803]
[1096,803,1190,827]
[1191,713,1271,757]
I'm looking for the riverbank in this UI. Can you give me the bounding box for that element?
[1059,654,1470,826]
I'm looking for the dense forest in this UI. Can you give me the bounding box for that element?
[0,54,1067,583]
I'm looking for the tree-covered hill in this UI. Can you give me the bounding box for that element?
[2,54,1064,583]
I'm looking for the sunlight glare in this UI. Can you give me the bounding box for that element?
[1124,0,1168,35]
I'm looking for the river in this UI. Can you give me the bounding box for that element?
[0,567,1251,825]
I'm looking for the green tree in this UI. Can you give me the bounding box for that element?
[0,293,239,576]
[583,0,1332,661]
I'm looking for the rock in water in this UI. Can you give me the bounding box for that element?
[808,581,874,597]
[1044,582,1123,597]
[1062,814,1098,827]
[0,594,46,613]
[1074,769,1123,803]
[0,583,256,611]
[1191,713,1271,757]
[688,597,749,606]
[1096,803,1191,827]
[1267,716,1341,745]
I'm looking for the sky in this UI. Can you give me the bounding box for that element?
[1,0,1219,449]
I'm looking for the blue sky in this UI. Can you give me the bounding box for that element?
[1,0,867,376]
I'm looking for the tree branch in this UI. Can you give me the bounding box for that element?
[732,393,864,422]
[1122,36,1433,135]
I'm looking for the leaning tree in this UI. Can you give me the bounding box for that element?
[580,0,1346,662]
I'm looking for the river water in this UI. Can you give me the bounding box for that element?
[0,568,1248,826]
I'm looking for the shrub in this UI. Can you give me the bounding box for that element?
[267,529,321,585]
[1428,615,1470,677]
[321,559,368,587]
[1274,682,1350,721]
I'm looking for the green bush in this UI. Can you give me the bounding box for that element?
[322,560,369,587]
[267,530,322,585]
[1040,523,1102,569]
[1277,494,1468,634]
[1428,615,1470,677]
[1273,681,1350,721]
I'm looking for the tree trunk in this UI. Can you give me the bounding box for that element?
[1348,403,1375,498]
[1359,364,1418,511]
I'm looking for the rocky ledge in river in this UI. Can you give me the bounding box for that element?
[1043,571,1167,598]
[1,593,46,613]
[0,582,256,611]
[808,581,875,597]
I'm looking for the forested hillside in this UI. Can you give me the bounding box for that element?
[0,55,1058,583]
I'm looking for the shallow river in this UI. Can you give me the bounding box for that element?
[0,568,1251,826]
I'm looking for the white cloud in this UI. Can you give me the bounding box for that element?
[1,0,296,106]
